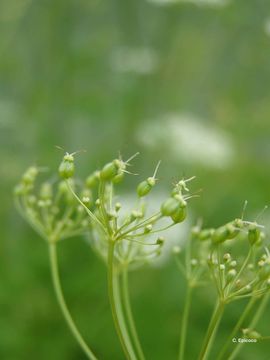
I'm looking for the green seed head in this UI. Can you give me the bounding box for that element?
[248,224,261,246]
[198,228,215,241]
[212,226,231,244]
[22,166,39,186]
[63,153,74,162]
[171,206,187,223]
[161,197,180,216]
[100,161,119,180]
[137,161,160,197]
[112,170,125,184]
[40,182,53,200]
[173,194,187,208]
[147,177,156,187]
[59,154,75,179]
[137,180,152,197]
[227,269,237,282]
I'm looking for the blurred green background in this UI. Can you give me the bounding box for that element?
[1,0,270,359]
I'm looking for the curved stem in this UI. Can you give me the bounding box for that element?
[199,300,225,360]
[48,242,97,360]
[122,267,145,360]
[228,293,270,360]
[107,241,134,360]
[179,284,192,360]
[217,297,256,360]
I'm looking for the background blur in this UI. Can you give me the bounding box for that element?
[1,0,270,359]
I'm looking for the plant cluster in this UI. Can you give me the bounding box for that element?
[14,152,270,360]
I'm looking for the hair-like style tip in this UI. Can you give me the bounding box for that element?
[125,152,140,164]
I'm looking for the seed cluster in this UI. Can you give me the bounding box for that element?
[174,216,270,303]
[14,165,90,243]
[15,153,195,269]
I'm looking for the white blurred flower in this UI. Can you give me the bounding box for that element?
[110,46,159,75]
[147,0,230,6]
[136,113,235,169]
[264,18,270,37]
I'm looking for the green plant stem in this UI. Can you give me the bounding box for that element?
[228,248,252,293]
[122,267,145,360]
[179,284,192,360]
[217,296,256,360]
[48,243,97,360]
[114,271,137,359]
[107,241,134,360]
[199,300,225,360]
[228,293,270,360]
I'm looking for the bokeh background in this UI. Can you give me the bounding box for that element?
[1,0,270,359]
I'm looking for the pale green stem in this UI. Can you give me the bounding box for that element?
[228,293,270,360]
[217,296,256,360]
[122,267,145,360]
[65,180,105,232]
[228,248,252,293]
[199,300,225,360]
[107,241,134,360]
[114,271,137,359]
[179,284,192,360]
[49,242,97,360]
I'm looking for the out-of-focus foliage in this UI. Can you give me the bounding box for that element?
[1,0,270,359]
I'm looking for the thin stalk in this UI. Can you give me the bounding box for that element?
[48,243,97,360]
[122,267,145,360]
[228,248,252,293]
[217,296,256,360]
[179,284,192,360]
[228,293,270,360]
[114,272,137,359]
[107,241,133,360]
[65,180,105,232]
[199,300,225,360]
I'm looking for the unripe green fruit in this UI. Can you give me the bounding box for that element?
[198,229,215,241]
[40,183,53,200]
[226,223,239,239]
[227,269,237,282]
[248,225,261,245]
[173,194,187,208]
[137,179,154,197]
[171,206,187,223]
[112,171,124,184]
[212,226,228,243]
[161,198,180,216]
[100,162,118,180]
[59,155,75,179]
[22,166,38,185]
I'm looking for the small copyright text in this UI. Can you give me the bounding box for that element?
[232,338,257,343]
